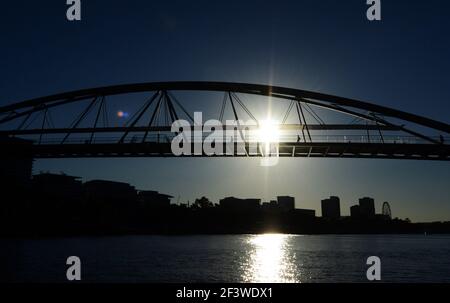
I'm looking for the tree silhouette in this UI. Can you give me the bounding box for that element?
[193,196,213,209]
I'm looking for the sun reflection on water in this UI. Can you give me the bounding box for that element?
[242,234,298,283]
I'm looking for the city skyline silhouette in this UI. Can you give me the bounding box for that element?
[2,0,450,290]
[1,1,450,223]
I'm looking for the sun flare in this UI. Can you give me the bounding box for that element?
[256,119,280,144]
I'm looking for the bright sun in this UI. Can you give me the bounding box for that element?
[256,119,280,143]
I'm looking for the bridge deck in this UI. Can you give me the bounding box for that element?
[2,142,448,160]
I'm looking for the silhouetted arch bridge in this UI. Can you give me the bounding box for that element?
[0,82,449,160]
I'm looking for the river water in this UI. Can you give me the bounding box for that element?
[2,234,450,282]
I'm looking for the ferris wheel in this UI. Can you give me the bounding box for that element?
[382,202,392,219]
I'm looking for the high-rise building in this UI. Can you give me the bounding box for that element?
[359,197,375,218]
[277,196,295,212]
[321,196,341,219]
[350,205,360,218]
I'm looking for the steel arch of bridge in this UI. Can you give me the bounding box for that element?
[0,81,449,160]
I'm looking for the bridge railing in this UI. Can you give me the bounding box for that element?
[32,134,450,145]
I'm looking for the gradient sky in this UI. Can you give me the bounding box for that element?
[1,0,449,222]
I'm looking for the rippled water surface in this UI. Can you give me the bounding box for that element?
[2,234,450,282]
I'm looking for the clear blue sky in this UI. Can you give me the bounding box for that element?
[1,1,449,221]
